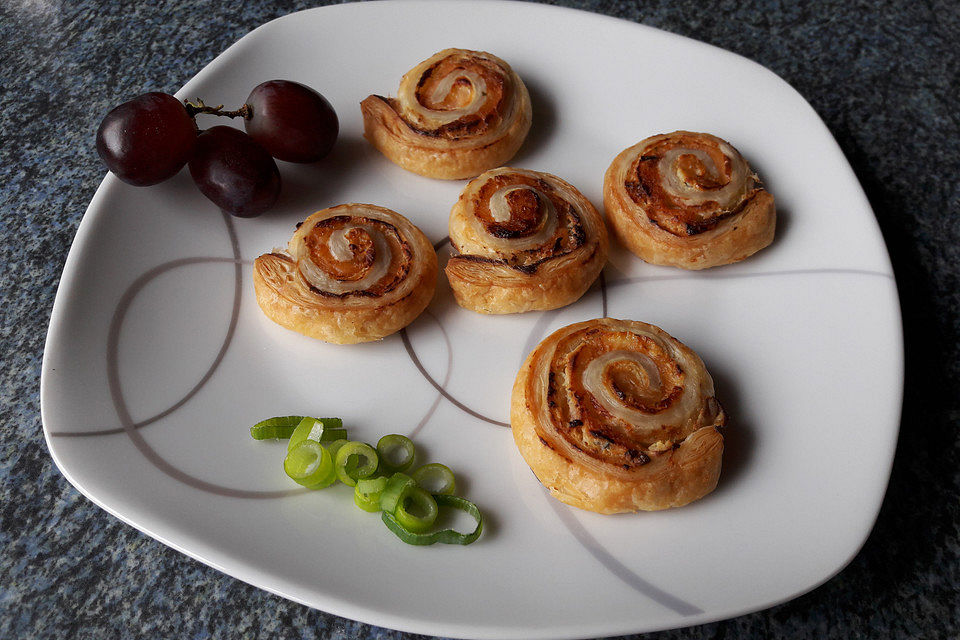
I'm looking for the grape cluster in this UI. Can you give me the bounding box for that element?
[95,80,339,217]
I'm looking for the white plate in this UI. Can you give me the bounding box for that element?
[41,2,903,638]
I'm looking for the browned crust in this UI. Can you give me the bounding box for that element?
[444,242,604,314]
[253,207,438,344]
[603,134,776,270]
[444,168,609,314]
[360,49,533,180]
[510,318,725,513]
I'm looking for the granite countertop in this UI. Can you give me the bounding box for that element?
[1,1,957,638]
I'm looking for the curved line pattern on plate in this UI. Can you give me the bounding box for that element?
[402,327,510,428]
[49,256,246,438]
[49,211,246,439]
[107,210,244,442]
[51,211,302,497]
[45,202,896,611]
[517,267,893,370]
[417,234,511,426]
[106,212,302,498]
[608,267,894,286]
[517,271,610,369]
[517,266,894,613]
[402,253,611,428]
[544,488,703,615]
[404,309,453,439]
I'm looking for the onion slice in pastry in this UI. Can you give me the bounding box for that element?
[445,167,608,314]
[253,204,437,344]
[361,48,532,180]
[511,318,726,513]
[603,131,776,269]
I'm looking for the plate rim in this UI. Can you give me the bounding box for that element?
[40,2,905,638]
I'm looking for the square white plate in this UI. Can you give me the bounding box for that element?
[41,2,903,638]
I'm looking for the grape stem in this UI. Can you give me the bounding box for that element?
[183,98,250,120]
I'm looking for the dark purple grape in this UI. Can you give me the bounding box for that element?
[244,80,338,163]
[188,126,281,217]
[96,92,196,186]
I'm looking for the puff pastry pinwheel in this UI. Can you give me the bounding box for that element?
[511,318,726,513]
[445,167,608,314]
[361,48,532,180]
[253,204,438,344]
[603,131,776,270]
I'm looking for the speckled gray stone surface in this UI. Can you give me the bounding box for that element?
[1,0,957,638]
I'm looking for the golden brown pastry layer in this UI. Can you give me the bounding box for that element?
[511,318,725,513]
[253,204,437,344]
[361,48,532,180]
[445,167,608,314]
[604,131,776,269]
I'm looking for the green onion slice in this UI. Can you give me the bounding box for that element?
[354,476,388,512]
[379,472,416,515]
[411,463,456,495]
[357,476,388,494]
[394,487,438,533]
[283,440,336,488]
[249,415,305,440]
[376,434,415,473]
[334,441,379,486]
[287,417,346,452]
[326,439,349,462]
[381,495,483,545]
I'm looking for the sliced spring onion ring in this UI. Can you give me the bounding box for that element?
[287,417,347,452]
[354,476,388,512]
[411,463,456,495]
[357,476,389,494]
[379,472,416,514]
[394,487,438,533]
[381,495,483,545]
[256,415,482,547]
[249,415,305,440]
[283,440,336,488]
[334,441,379,486]
[376,434,415,473]
[326,439,349,462]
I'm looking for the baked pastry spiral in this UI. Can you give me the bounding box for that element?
[603,131,776,270]
[511,318,726,513]
[361,48,532,180]
[253,204,438,344]
[445,167,608,314]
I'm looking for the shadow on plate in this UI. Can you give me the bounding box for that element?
[706,360,755,496]
[273,136,376,213]
[510,74,558,166]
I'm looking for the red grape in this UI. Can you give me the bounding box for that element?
[188,126,281,217]
[244,80,338,163]
[96,92,196,186]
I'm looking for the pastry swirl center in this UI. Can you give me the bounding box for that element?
[576,334,686,419]
[625,132,753,236]
[405,54,509,135]
[420,69,485,111]
[307,225,376,282]
[671,151,728,190]
[295,216,412,297]
[482,186,549,238]
[545,328,701,466]
[465,173,584,266]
